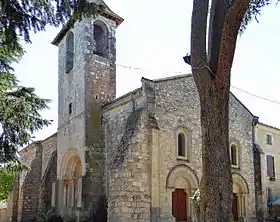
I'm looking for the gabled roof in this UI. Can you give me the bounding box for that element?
[257,122,280,132]
[141,73,256,118]
[51,0,123,46]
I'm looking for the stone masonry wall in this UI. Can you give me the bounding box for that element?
[7,135,57,222]
[0,207,8,222]
[80,16,118,219]
[18,142,42,222]
[39,152,57,218]
[38,134,57,218]
[103,90,152,222]
[56,19,87,180]
[41,134,57,180]
[146,74,256,221]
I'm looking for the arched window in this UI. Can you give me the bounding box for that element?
[231,144,238,167]
[65,31,74,73]
[93,21,108,58]
[178,133,186,157]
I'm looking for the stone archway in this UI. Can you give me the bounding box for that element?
[166,164,199,221]
[232,173,249,221]
[60,152,83,219]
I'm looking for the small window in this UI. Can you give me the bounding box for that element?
[266,134,272,145]
[231,144,238,167]
[266,155,275,178]
[68,103,72,115]
[178,133,186,157]
[65,31,74,73]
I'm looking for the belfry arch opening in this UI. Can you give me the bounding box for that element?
[93,20,109,58]
[65,31,74,73]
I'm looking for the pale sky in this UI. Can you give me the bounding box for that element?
[12,0,280,141]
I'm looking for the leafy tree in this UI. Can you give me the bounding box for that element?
[0,34,52,163]
[0,162,29,202]
[188,0,272,221]
[0,0,103,163]
[0,0,102,51]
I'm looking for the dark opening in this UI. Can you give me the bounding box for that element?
[232,193,238,221]
[65,32,74,73]
[231,144,237,166]
[266,155,275,178]
[68,103,72,115]
[178,133,186,157]
[266,134,272,145]
[93,22,108,58]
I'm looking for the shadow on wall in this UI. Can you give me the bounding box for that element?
[20,147,42,222]
[87,194,108,222]
[39,151,57,221]
[112,108,143,168]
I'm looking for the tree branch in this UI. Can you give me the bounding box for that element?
[216,0,251,88]
[191,0,210,88]
[191,0,209,67]
[207,0,231,74]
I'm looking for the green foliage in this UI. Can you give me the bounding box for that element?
[0,86,52,163]
[0,162,29,202]
[0,0,102,51]
[0,169,15,202]
[0,33,52,163]
[241,0,272,33]
[0,2,102,162]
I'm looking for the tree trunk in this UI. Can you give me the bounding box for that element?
[196,71,232,222]
[190,0,251,220]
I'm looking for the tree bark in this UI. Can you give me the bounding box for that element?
[216,0,251,87]
[207,0,231,74]
[197,77,232,222]
[191,0,251,221]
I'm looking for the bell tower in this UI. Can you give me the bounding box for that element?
[51,1,123,219]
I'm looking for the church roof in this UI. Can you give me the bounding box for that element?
[141,73,256,118]
[51,0,123,46]
[103,73,255,120]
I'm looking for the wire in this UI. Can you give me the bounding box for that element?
[230,85,280,105]
[195,55,280,106]
[115,61,280,106]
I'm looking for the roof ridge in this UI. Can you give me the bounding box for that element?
[141,73,193,83]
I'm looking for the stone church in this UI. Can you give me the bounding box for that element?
[5,1,262,222]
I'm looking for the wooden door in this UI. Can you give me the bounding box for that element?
[172,188,187,221]
[232,193,238,221]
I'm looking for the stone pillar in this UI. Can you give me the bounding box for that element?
[56,180,65,216]
[76,177,82,222]
[151,126,160,221]
[242,194,246,217]
[76,177,83,208]
[237,193,242,218]
[51,182,56,208]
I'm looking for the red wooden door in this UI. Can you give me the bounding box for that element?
[172,188,187,221]
[232,193,238,221]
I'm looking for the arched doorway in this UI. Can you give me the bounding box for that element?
[232,173,249,221]
[61,153,83,218]
[166,164,199,221]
